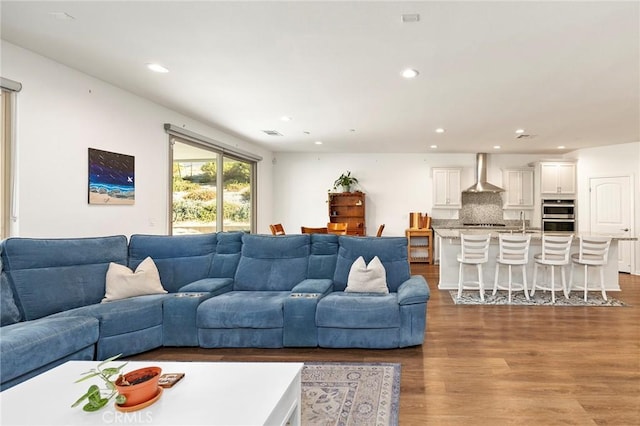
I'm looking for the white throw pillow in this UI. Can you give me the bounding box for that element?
[345,256,389,294]
[102,257,167,302]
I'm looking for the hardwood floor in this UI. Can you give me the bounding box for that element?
[127,265,640,425]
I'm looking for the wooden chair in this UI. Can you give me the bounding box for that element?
[531,234,574,303]
[568,236,611,301]
[301,226,328,234]
[269,224,285,235]
[456,233,491,301]
[492,233,531,302]
[327,222,348,235]
[376,224,385,237]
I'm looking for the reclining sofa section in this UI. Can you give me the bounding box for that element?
[0,232,430,390]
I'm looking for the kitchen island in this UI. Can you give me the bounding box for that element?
[434,228,636,291]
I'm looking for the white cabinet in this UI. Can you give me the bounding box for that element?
[433,168,461,208]
[502,168,534,209]
[540,162,576,195]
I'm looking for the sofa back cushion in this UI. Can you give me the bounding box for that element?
[333,236,410,292]
[128,233,219,293]
[307,234,339,279]
[1,274,22,326]
[209,232,243,278]
[0,236,128,320]
[234,234,310,291]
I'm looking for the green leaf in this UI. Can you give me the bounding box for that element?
[71,391,91,408]
[86,385,101,404]
[97,353,122,369]
[74,371,100,383]
[82,398,108,412]
[115,394,127,405]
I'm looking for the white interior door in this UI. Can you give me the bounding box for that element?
[589,176,633,273]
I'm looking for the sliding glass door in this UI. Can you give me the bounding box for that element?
[171,139,254,234]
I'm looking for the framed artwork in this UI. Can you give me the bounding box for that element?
[88,148,135,205]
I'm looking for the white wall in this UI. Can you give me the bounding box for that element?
[574,141,640,274]
[273,152,545,236]
[2,41,273,238]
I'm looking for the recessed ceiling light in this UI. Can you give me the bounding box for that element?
[146,63,169,73]
[557,145,565,149]
[430,145,438,149]
[280,116,292,122]
[401,68,419,79]
[314,141,323,145]
[493,145,501,149]
[401,14,420,23]
[515,129,525,134]
[435,128,445,134]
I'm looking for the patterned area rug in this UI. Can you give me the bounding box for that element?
[302,362,400,426]
[450,290,627,306]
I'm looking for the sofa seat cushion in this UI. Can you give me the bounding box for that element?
[316,292,400,328]
[48,294,167,337]
[0,316,99,383]
[197,291,290,329]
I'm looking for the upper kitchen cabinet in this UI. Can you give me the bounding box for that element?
[539,161,576,195]
[433,168,462,209]
[502,168,534,209]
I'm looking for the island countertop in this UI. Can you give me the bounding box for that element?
[433,227,634,291]
[432,227,637,241]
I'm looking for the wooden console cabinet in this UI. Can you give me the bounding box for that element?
[406,228,434,264]
[328,192,366,236]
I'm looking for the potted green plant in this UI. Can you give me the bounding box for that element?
[71,354,128,412]
[71,354,162,411]
[333,171,359,192]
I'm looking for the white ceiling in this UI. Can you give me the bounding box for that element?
[1,1,638,154]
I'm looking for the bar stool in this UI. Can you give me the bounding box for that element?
[531,234,574,303]
[493,233,531,302]
[457,234,491,301]
[568,236,611,301]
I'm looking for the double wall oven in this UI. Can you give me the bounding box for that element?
[542,199,576,232]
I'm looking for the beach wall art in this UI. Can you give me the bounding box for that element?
[88,148,135,205]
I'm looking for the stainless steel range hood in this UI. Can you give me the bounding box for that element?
[463,153,504,193]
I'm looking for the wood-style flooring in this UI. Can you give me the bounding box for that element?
[127,264,640,425]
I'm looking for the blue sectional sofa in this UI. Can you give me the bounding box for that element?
[0,232,429,390]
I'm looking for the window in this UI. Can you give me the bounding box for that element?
[166,125,259,235]
[1,78,22,239]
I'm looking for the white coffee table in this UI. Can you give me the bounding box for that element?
[0,360,303,425]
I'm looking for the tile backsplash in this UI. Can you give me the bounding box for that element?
[459,192,504,224]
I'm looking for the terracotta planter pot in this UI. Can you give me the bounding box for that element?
[115,366,162,407]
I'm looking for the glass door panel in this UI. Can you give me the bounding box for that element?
[222,157,252,232]
[172,142,218,234]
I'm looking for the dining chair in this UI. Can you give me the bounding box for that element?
[492,233,531,302]
[269,223,285,236]
[456,233,491,301]
[568,236,611,301]
[327,222,348,235]
[531,234,574,303]
[376,224,385,237]
[301,226,328,234]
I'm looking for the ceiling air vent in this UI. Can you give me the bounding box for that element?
[262,130,283,136]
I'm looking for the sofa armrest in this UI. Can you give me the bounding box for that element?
[291,279,333,297]
[178,278,233,296]
[397,275,430,305]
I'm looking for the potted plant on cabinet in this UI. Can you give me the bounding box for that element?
[333,171,359,192]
